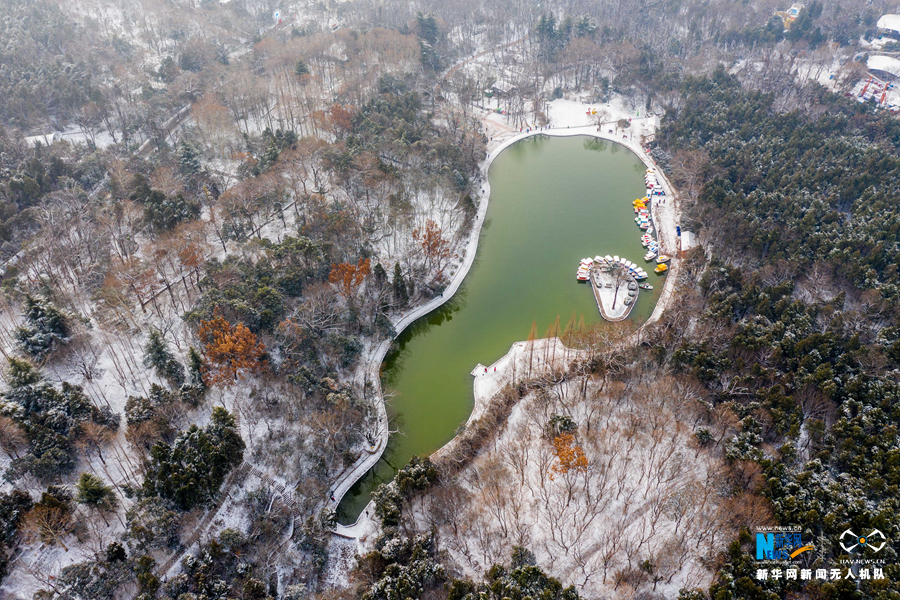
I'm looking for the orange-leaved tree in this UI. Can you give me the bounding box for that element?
[412,219,455,276]
[549,433,588,479]
[197,312,267,386]
[329,258,371,298]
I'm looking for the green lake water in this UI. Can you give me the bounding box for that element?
[337,134,662,523]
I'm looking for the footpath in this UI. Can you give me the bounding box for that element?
[330,103,682,546]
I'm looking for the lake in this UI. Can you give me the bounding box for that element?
[338,134,661,523]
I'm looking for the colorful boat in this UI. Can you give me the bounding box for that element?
[639,283,653,290]
[654,264,668,274]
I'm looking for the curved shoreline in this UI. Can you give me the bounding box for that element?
[331,124,680,539]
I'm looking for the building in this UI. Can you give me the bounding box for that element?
[678,230,699,256]
[867,55,900,80]
[23,132,61,148]
[774,3,804,29]
[877,14,900,39]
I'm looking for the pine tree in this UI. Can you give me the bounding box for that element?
[142,329,185,387]
[142,407,244,510]
[75,473,118,525]
[15,295,71,360]
[295,59,310,80]
[392,263,409,306]
[178,140,202,176]
[373,263,387,287]
[188,346,206,394]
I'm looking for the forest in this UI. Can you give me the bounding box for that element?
[649,71,900,599]
[0,0,899,597]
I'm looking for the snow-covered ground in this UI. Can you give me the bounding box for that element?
[424,365,728,599]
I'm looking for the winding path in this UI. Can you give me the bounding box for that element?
[330,119,682,542]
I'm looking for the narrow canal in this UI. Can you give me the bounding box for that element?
[338,134,662,523]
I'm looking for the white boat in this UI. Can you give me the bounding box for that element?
[634,272,648,280]
[656,254,671,264]
[605,255,613,262]
[644,251,656,261]
[613,255,620,263]
[594,255,603,263]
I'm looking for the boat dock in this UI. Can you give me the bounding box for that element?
[589,265,637,322]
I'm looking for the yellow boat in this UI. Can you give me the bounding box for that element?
[654,264,668,274]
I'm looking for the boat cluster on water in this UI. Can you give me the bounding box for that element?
[635,170,669,275]
[577,255,649,281]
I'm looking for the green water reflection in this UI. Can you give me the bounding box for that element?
[337,135,661,523]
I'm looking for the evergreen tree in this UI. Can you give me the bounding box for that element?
[178,140,202,176]
[415,12,439,45]
[75,473,118,524]
[142,407,244,510]
[295,59,310,79]
[392,263,408,306]
[14,295,70,360]
[2,359,117,482]
[180,346,207,404]
[373,263,387,287]
[142,329,185,387]
[0,490,32,579]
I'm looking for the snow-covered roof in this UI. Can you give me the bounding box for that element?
[23,133,60,148]
[877,14,900,34]
[868,55,900,79]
